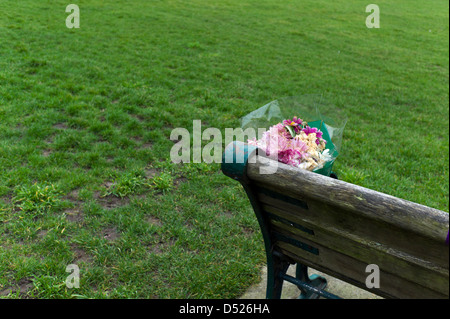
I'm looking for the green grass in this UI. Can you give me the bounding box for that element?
[0,0,448,298]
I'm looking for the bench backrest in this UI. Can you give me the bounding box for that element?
[222,142,449,299]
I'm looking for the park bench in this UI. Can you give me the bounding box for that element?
[221,141,449,299]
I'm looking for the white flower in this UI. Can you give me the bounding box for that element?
[319,149,332,162]
[297,162,310,170]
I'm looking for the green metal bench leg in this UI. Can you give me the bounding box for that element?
[267,257,340,299]
[295,264,328,299]
[266,253,291,299]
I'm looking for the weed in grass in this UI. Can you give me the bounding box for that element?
[102,171,150,198]
[151,172,174,193]
[13,183,63,218]
[28,275,70,299]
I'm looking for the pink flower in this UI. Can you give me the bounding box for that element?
[283,116,303,127]
[301,126,321,138]
[278,149,307,166]
[283,116,304,134]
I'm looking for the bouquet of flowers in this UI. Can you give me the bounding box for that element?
[241,95,347,176]
[248,116,332,172]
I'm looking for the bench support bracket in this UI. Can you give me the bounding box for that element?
[269,252,341,299]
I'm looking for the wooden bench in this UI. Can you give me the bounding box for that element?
[221,141,449,299]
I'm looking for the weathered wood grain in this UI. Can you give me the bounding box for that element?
[257,188,448,270]
[269,218,448,296]
[247,155,449,243]
[276,241,447,299]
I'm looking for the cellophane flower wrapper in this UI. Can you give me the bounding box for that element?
[240,95,347,177]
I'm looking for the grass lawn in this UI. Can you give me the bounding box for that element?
[0,0,448,298]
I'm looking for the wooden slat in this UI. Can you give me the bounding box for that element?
[269,219,449,296]
[257,188,449,271]
[247,155,449,243]
[276,241,448,299]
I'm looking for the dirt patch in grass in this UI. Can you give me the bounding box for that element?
[240,225,255,236]
[148,235,176,254]
[95,191,130,210]
[42,149,52,157]
[0,277,33,297]
[36,229,48,239]
[131,136,143,143]
[53,123,69,130]
[141,142,153,149]
[0,194,13,206]
[146,215,163,227]
[174,177,188,187]
[65,208,84,223]
[145,168,159,179]
[71,244,94,264]
[101,227,120,241]
[63,190,85,220]
[64,189,85,207]
[220,210,234,219]
[65,189,80,201]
